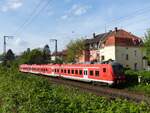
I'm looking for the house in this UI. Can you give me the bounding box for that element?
[79,27,147,70]
[51,50,67,61]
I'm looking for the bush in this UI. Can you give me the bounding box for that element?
[124,70,139,85]
[0,66,150,113]
[138,71,150,85]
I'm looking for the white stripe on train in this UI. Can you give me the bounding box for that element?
[29,71,114,85]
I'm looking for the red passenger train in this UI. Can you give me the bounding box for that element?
[19,62,125,85]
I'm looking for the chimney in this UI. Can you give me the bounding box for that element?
[115,27,118,32]
[93,33,96,38]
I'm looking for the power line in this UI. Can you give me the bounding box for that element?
[104,5,150,30]
[15,0,53,36]
[14,0,44,35]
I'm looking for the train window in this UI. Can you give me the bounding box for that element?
[90,71,93,76]
[72,70,74,74]
[64,69,66,73]
[61,69,63,73]
[79,70,82,75]
[103,68,106,72]
[55,69,57,72]
[57,69,59,72]
[68,70,70,74]
[95,71,99,76]
[75,70,78,74]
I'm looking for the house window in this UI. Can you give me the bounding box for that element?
[134,50,137,56]
[126,54,128,60]
[101,56,105,61]
[126,65,129,68]
[134,63,137,70]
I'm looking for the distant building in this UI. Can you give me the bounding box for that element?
[51,50,67,61]
[79,28,147,70]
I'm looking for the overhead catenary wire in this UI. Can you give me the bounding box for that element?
[15,0,53,37]
[14,0,44,35]
[104,5,150,31]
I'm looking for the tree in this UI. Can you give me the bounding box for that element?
[43,45,50,54]
[66,38,85,63]
[5,49,15,61]
[27,49,44,64]
[43,44,51,63]
[0,54,4,61]
[18,46,51,65]
[143,29,150,65]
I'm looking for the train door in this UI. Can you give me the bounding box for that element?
[83,69,88,79]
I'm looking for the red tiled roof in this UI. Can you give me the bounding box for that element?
[85,28,143,47]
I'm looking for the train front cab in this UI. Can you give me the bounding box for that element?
[111,62,126,85]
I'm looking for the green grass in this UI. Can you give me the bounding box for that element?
[0,66,149,113]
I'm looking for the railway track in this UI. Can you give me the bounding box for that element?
[30,73,150,104]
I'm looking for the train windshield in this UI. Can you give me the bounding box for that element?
[112,63,124,76]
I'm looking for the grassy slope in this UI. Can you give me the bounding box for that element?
[0,67,149,113]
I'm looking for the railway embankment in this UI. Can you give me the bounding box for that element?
[0,66,150,113]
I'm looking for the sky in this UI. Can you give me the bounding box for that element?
[0,0,150,54]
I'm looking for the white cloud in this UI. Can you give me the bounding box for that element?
[1,0,23,12]
[14,38,28,46]
[61,4,91,20]
[71,4,90,16]
[61,15,68,20]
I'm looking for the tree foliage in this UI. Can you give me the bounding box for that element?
[18,45,51,65]
[66,39,85,63]
[2,49,15,66]
[143,29,150,64]
[5,49,15,61]
[43,44,51,64]
[27,49,45,64]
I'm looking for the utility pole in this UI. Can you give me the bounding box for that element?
[3,36,13,55]
[50,39,57,61]
[105,24,107,33]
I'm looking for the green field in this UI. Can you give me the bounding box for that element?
[0,66,149,113]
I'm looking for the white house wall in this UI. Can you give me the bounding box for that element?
[115,46,145,70]
[99,46,146,70]
[99,46,116,61]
